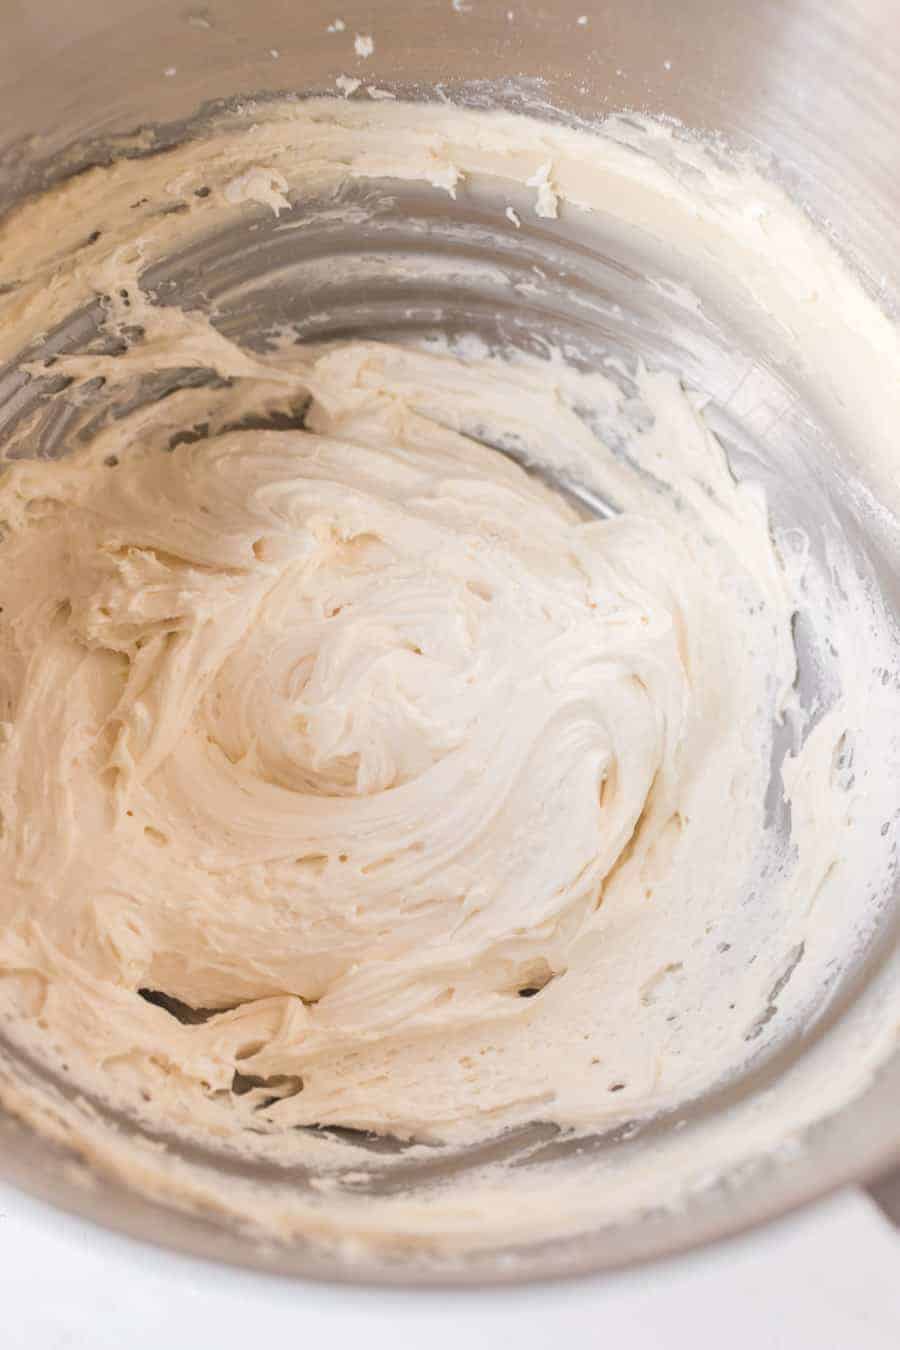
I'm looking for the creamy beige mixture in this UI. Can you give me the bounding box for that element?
[0,98,898,1253]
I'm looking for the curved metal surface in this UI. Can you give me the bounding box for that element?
[0,0,898,1282]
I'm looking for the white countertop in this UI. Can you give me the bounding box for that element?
[1,1182,898,1348]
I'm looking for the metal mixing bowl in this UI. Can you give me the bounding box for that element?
[0,0,898,1282]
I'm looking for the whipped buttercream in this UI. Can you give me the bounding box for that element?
[0,97,897,1257]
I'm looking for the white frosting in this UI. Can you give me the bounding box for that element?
[223,166,292,216]
[526,160,559,218]
[0,97,897,1256]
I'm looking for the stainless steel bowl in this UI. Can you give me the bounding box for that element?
[0,0,898,1282]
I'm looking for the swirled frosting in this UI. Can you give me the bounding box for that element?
[0,328,796,1137]
[0,97,898,1254]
